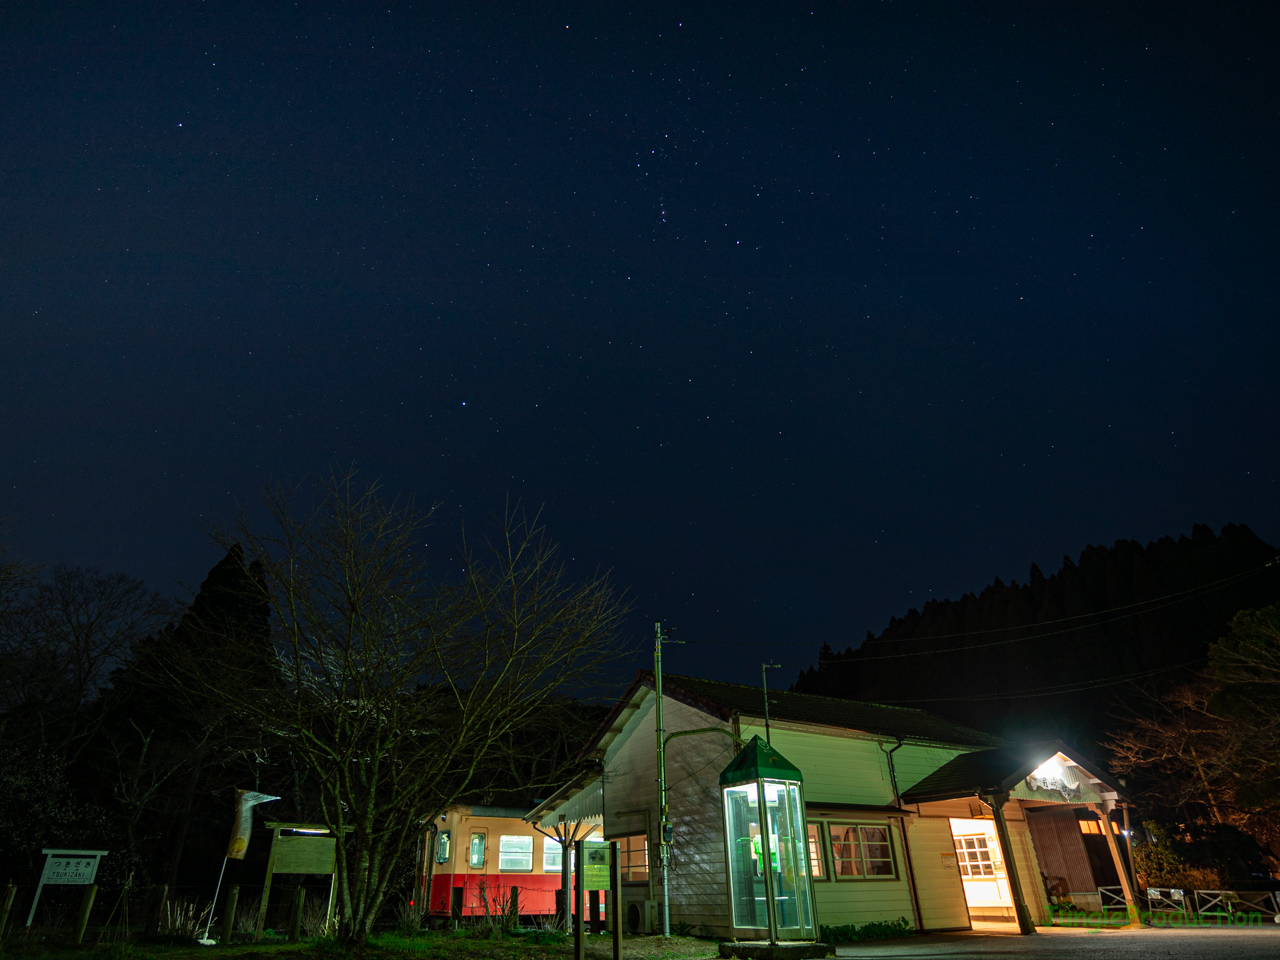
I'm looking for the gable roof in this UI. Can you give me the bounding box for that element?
[900,740,1129,804]
[578,670,1003,760]
[657,672,1004,748]
[528,670,1004,825]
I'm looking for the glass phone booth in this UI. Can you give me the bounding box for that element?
[720,736,816,943]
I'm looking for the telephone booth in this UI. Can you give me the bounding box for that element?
[719,736,817,943]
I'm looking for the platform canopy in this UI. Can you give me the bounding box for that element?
[719,735,804,786]
[900,740,1128,804]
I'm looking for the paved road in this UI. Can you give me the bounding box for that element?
[833,924,1280,959]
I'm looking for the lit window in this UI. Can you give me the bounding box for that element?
[543,837,563,872]
[806,823,827,880]
[954,835,995,877]
[434,830,451,864]
[1079,820,1102,835]
[498,835,534,872]
[469,832,486,868]
[829,823,895,879]
[616,834,649,882]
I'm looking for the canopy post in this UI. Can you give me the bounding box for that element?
[1091,802,1140,927]
[984,793,1036,935]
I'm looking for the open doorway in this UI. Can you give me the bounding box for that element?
[948,818,1016,923]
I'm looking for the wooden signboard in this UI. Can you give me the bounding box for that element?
[273,835,337,874]
[255,824,349,941]
[26,850,109,930]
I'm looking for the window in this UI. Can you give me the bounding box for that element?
[1077,818,1116,836]
[543,837,563,872]
[616,834,649,882]
[806,823,827,880]
[498,835,534,872]
[469,832,486,868]
[829,823,896,879]
[954,835,995,877]
[434,830,451,864]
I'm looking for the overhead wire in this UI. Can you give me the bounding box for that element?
[682,557,1276,659]
[867,658,1207,704]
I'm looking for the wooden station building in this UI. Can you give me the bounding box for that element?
[526,671,1137,937]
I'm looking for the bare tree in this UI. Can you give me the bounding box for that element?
[0,564,171,760]
[143,472,626,943]
[1211,604,1280,755]
[1106,673,1239,822]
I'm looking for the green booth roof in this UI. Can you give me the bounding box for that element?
[719,735,804,786]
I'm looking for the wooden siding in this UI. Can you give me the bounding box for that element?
[901,817,971,931]
[1024,806,1096,895]
[738,720,893,805]
[592,691,992,935]
[738,719,974,804]
[1005,812,1051,924]
[602,689,659,913]
[602,688,738,933]
[809,817,915,928]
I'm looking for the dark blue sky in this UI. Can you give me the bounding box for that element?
[3,1,1278,686]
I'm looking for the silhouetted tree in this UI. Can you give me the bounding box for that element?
[143,471,627,943]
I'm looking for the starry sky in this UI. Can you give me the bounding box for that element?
[3,2,1278,686]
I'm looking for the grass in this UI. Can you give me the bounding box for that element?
[0,929,719,960]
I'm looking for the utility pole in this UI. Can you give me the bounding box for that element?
[762,662,781,745]
[654,622,680,937]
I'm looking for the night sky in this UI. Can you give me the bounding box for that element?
[3,2,1278,687]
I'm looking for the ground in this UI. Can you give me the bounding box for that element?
[8,925,1280,960]
[0,931,718,960]
[834,923,1280,959]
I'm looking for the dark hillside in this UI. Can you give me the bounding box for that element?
[793,524,1280,750]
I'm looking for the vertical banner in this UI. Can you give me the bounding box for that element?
[227,790,280,859]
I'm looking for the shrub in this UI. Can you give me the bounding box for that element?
[525,929,567,945]
[819,917,912,943]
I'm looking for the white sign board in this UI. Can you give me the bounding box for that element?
[40,855,102,885]
[26,849,109,928]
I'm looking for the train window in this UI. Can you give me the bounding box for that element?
[469,832,486,868]
[434,830,451,864]
[499,835,534,871]
[543,837,563,872]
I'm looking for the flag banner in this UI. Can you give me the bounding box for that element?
[226,789,280,859]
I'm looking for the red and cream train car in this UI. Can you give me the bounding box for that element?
[419,805,597,919]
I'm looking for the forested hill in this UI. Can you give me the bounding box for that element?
[792,524,1280,750]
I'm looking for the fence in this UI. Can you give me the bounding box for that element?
[1052,887,1278,928]
[0,879,338,944]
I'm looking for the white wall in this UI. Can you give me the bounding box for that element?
[602,689,739,933]
[591,690,987,937]
[902,816,971,931]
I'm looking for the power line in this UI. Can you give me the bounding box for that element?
[836,559,1276,643]
[814,561,1276,661]
[869,659,1206,704]
[675,557,1276,658]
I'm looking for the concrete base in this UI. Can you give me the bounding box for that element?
[719,941,833,960]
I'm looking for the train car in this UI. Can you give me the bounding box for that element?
[419,804,599,920]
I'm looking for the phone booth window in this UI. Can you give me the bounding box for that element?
[720,736,817,943]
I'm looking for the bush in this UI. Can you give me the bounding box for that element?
[525,929,568,945]
[1175,821,1273,888]
[819,917,912,943]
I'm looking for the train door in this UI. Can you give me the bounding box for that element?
[466,826,490,872]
